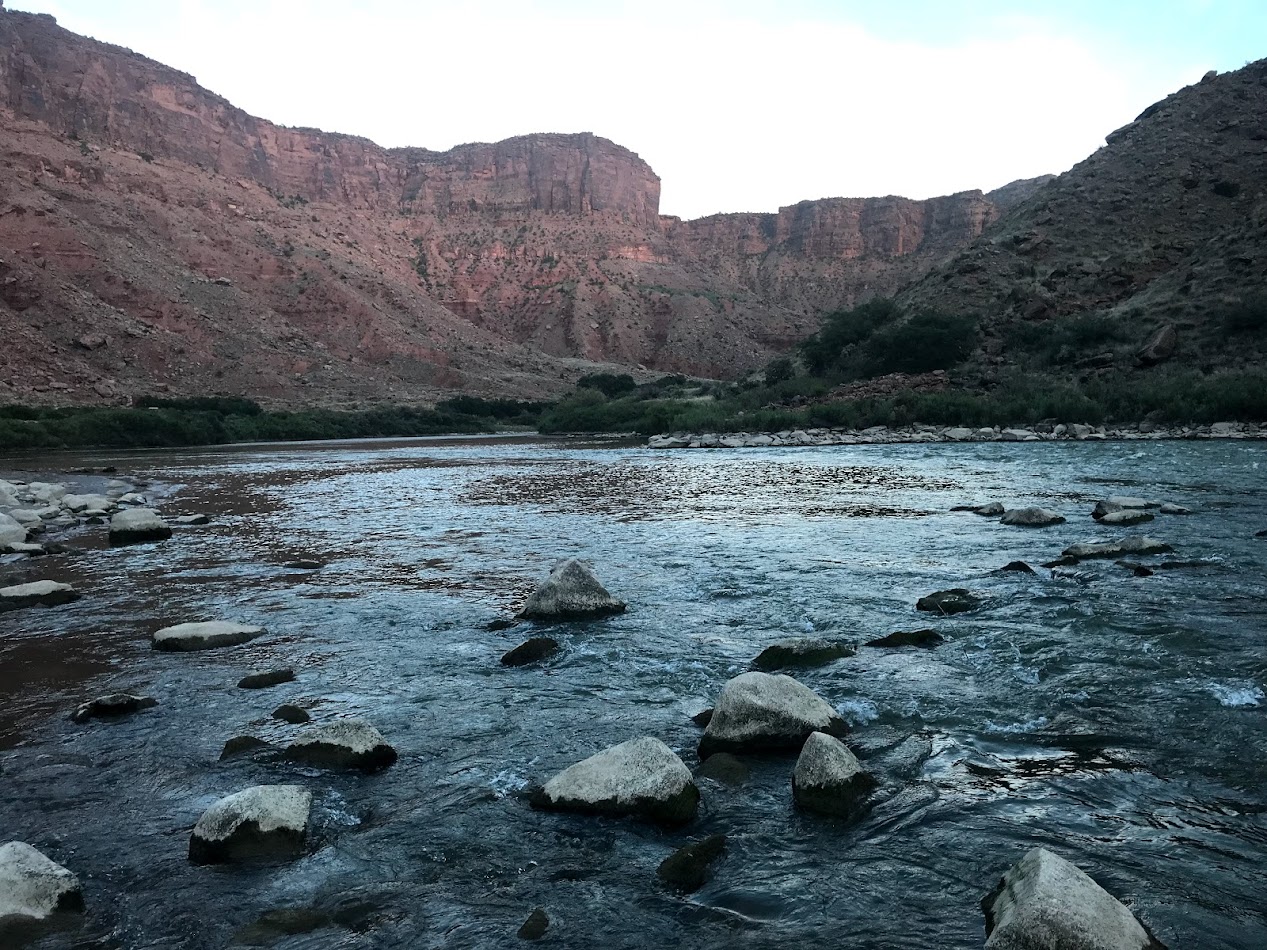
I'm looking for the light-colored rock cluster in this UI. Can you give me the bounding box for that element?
[699,671,846,757]
[648,421,1266,450]
[531,737,699,825]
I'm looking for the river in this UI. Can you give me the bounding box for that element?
[2,436,1265,948]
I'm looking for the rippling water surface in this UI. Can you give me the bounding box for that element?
[2,437,1265,949]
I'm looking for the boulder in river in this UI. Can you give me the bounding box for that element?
[108,508,172,546]
[982,847,1165,949]
[517,908,550,940]
[995,561,1037,575]
[0,841,84,941]
[70,693,157,724]
[238,668,295,689]
[1099,510,1154,527]
[0,512,27,546]
[531,736,699,826]
[916,589,983,615]
[699,671,846,757]
[272,704,311,725]
[517,559,626,621]
[1105,496,1160,510]
[1158,503,1191,515]
[0,581,80,612]
[501,637,560,667]
[792,732,876,819]
[153,621,265,651]
[60,493,111,514]
[752,637,855,671]
[284,719,397,771]
[1062,537,1172,561]
[1000,507,1066,527]
[172,514,211,526]
[221,736,270,760]
[866,628,944,649]
[657,834,728,892]
[188,785,312,865]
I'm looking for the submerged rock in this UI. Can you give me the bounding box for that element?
[238,668,295,689]
[153,621,265,651]
[996,561,1037,575]
[501,637,560,667]
[752,637,855,671]
[517,908,550,940]
[866,628,944,649]
[1062,537,1172,561]
[657,834,728,893]
[0,841,84,940]
[1105,496,1160,510]
[284,719,397,771]
[172,514,211,526]
[1158,503,1191,515]
[531,736,699,826]
[1000,507,1066,527]
[972,502,1006,516]
[916,588,983,615]
[189,785,311,865]
[699,671,846,757]
[695,752,750,786]
[982,847,1165,949]
[792,732,876,818]
[221,736,270,760]
[108,508,172,546]
[517,559,626,620]
[70,693,157,724]
[283,559,323,570]
[0,581,80,612]
[272,704,311,725]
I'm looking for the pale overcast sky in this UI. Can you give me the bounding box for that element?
[9,1,1265,218]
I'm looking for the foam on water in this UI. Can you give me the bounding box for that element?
[837,698,880,725]
[1205,681,1264,708]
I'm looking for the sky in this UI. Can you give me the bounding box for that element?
[8,1,1266,219]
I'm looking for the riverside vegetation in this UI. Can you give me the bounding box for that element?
[3,300,1265,452]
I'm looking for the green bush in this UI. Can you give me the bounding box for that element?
[799,298,899,374]
[577,373,637,398]
[861,311,979,375]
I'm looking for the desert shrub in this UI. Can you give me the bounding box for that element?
[799,298,899,374]
[576,373,637,398]
[861,311,978,375]
[764,357,795,386]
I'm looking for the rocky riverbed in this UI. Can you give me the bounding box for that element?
[1,436,1264,948]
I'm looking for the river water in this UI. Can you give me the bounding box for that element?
[2,437,1265,949]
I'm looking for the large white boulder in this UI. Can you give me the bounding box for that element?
[0,842,84,939]
[531,737,699,825]
[1001,507,1066,527]
[25,482,67,504]
[60,493,112,513]
[284,719,398,771]
[792,732,876,818]
[518,559,626,620]
[108,508,172,546]
[1099,510,1154,527]
[0,512,26,546]
[700,672,846,757]
[152,621,264,651]
[188,785,311,865]
[983,848,1165,949]
[0,581,80,613]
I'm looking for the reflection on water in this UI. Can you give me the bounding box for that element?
[1,437,1265,949]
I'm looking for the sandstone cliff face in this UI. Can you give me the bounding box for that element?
[0,9,1013,406]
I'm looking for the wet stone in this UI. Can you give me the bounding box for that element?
[690,708,714,727]
[1061,537,1172,560]
[221,736,270,760]
[699,671,846,757]
[866,628,944,649]
[501,637,560,667]
[517,907,550,940]
[657,834,728,893]
[517,559,626,621]
[272,704,311,725]
[188,785,311,865]
[696,752,750,786]
[1000,507,1066,527]
[70,693,157,724]
[996,561,1037,575]
[0,580,80,612]
[752,637,855,671]
[0,841,84,942]
[172,514,211,526]
[531,736,699,826]
[108,508,172,546]
[916,589,983,615]
[238,668,295,689]
[792,732,877,819]
[1099,510,1155,527]
[153,621,265,651]
[284,719,397,772]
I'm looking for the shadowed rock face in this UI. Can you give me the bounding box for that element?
[982,847,1167,949]
[792,732,876,819]
[517,560,625,621]
[530,736,699,826]
[283,719,397,772]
